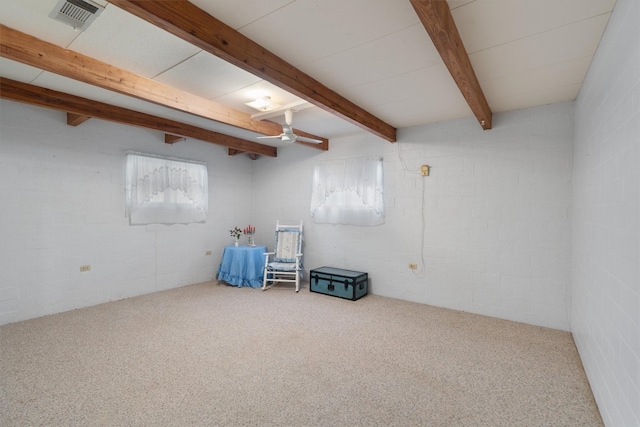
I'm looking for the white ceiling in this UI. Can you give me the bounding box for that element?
[0,0,616,149]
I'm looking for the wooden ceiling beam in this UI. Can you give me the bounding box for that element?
[108,0,397,142]
[165,134,186,144]
[294,129,329,151]
[66,113,90,126]
[0,24,286,137]
[410,0,492,130]
[228,149,258,160]
[0,78,278,157]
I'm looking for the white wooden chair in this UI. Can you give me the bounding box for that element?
[262,221,303,292]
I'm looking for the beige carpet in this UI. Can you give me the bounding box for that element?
[0,281,602,426]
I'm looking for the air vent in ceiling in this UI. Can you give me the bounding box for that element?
[49,0,104,31]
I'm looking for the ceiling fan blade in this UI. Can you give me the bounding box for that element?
[295,135,323,144]
[256,110,321,144]
[257,134,283,140]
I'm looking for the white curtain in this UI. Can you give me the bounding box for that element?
[125,153,208,225]
[310,157,384,226]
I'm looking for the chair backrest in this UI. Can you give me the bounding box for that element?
[273,221,303,262]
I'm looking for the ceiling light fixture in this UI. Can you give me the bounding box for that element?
[245,96,279,112]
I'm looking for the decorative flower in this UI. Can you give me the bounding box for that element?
[229,226,242,240]
[243,225,255,235]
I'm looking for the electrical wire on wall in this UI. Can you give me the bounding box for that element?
[414,173,428,278]
[396,140,429,278]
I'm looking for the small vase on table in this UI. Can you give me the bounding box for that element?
[230,227,242,248]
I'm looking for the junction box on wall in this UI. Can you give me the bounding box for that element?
[421,165,430,176]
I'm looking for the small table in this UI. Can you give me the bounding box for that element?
[217,245,266,288]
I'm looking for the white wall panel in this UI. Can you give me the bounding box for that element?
[0,99,255,325]
[572,0,640,425]
[254,102,575,331]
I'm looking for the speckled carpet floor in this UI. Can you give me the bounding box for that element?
[0,281,602,426]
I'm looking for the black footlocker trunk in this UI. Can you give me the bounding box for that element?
[310,266,368,301]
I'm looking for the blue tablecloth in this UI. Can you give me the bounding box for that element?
[217,245,266,288]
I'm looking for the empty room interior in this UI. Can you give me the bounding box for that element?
[0,0,638,426]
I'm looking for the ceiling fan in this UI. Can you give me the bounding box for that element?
[257,109,322,144]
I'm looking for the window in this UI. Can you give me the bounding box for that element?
[125,153,208,225]
[310,157,384,226]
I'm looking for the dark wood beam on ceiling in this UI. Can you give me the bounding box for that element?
[0,24,285,137]
[108,0,397,142]
[66,113,90,126]
[165,134,186,144]
[228,149,258,160]
[410,0,492,130]
[278,126,328,151]
[294,128,330,151]
[0,78,278,157]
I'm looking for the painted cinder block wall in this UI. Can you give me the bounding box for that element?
[571,0,640,425]
[0,97,575,331]
[0,99,255,325]
[253,101,574,331]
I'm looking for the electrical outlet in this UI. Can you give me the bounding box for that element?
[205,250,212,256]
[80,265,91,272]
[409,263,418,270]
[420,165,430,176]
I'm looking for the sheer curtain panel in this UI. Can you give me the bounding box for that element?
[310,157,384,226]
[125,153,208,225]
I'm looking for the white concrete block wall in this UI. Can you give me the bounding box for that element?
[572,0,640,425]
[0,99,255,325]
[254,102,574,331]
